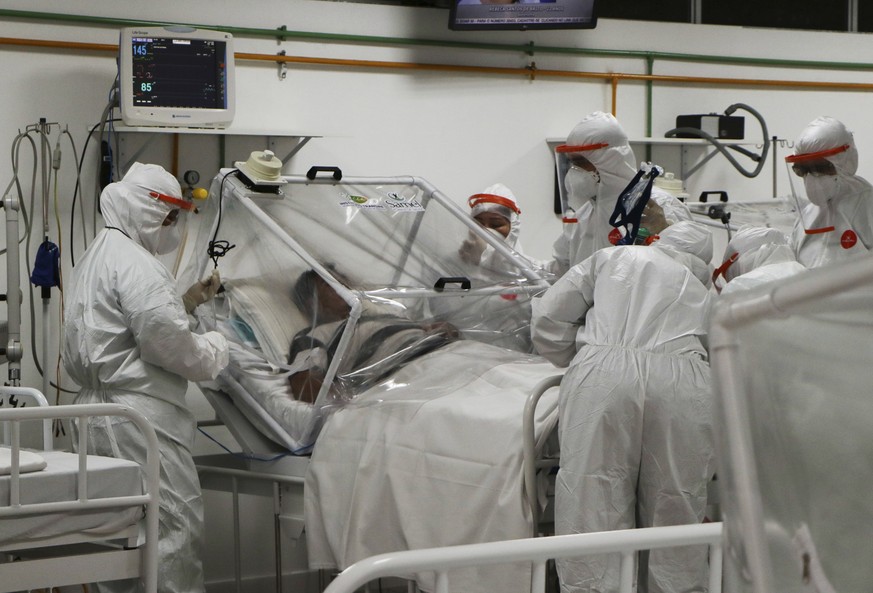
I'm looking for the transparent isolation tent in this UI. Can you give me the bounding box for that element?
[710,254,873,593]
[176,169,552,453]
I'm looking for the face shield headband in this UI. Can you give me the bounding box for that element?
[467,194,521,216]
[148,190,198,214]
[711,252,738,294]
[555,142,610,169]
[785,144,849,177]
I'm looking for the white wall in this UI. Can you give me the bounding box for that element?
[2,1,873,589]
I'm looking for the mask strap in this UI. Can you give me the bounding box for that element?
[712,252,739,293]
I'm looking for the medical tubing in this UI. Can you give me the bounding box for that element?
[665,104,771,179]
[197,426,290,462]
[207,171,238,269]
[65,123,89,266]
[94,88,119,224]
[10,128,76,394]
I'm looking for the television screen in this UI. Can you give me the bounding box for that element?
[449,0,597,31]
[118,27,235,128]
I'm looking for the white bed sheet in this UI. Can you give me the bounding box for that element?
[0,450,142,546]
[304,340,561,593]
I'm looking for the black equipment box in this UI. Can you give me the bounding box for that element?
[674,114,745,140]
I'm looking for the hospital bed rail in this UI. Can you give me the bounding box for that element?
[522,374,562,535]
[322,522,724,593]
[0,386,51,450]
[0,403,160,593]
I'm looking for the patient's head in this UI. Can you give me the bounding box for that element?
[291,269,351,323]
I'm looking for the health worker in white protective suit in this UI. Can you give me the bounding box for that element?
[714,225,807,295]
[63,163,229,593]
[552,111,692,276]
[787,116,873,268]
[531,220,715,593]
[458,182,550,275]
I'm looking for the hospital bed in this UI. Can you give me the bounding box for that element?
[0,390,160,593]
[322,522,724,593]
[180,169,563,592]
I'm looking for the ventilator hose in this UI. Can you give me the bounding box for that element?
[664,103,771,179]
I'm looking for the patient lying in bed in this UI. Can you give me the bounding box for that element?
[286,269,459,402]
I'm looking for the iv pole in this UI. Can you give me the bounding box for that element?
[38,118,51,400]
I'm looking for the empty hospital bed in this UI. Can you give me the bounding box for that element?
[322,522,724,593]
[180,168,563,592]
[0,390,160,593]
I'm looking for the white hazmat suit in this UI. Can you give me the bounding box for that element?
[552,111,692,276]
[531,220,715,593]
[716,226,807,295]
[63,163,229,593]
[788,116,873,268]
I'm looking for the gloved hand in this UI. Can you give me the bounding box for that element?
[182,269,221,314]
[458,231,487,265]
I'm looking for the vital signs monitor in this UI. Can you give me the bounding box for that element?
[118,26,235,128]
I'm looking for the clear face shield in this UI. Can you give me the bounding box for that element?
[151,190,197,255]
[554,142,607,216]
[785,144,848,235]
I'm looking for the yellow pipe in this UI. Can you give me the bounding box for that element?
[611,77,619,116]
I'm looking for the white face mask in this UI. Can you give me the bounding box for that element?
[155,222,183,255]
[564,166,600,211]
[803,174,841,207]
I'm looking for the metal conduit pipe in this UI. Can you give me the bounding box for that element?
[3,8,873,74]
[3,35,873,99]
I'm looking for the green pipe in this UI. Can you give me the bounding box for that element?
[3,8,873,72]
[645,54,655,162]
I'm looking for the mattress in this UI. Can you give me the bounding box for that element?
[0,449,143,546]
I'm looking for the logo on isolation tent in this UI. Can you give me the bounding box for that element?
[384,191,424,212]
[339,193,384,209]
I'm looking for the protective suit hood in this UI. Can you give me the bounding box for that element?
[653,221,713,286]
[469,182,521,249]
[794,116,858,177]
[722,226,796,282]
[565,111,637,192]
[101,162,184,255]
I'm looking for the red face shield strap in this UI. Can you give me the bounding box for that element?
[712,252,739,288]
[149,191,196,212]
[555,142,610,154]
[467,194,521,215]
[785,144,850,163]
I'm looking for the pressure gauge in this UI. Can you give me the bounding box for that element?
[183,170,200,186]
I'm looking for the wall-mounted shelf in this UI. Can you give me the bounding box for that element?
[111,127,320,172]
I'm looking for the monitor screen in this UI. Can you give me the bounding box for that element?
[449,0,597,31]
[118,27,235,128]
